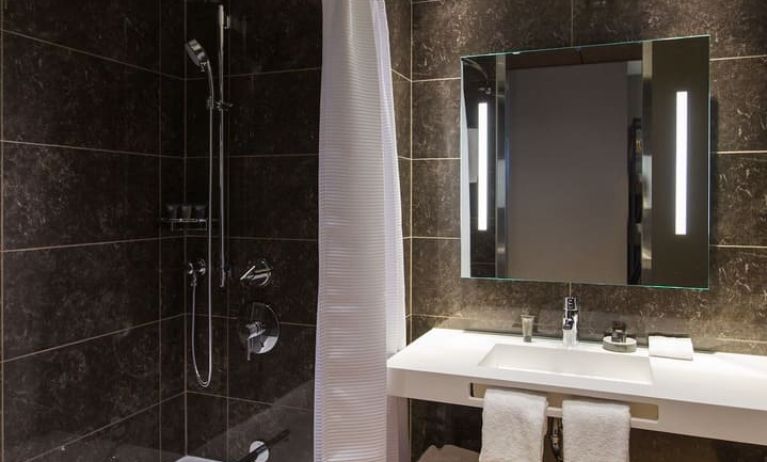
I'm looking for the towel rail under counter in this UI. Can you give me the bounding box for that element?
[387,329,767,445]
[469,383,659,425]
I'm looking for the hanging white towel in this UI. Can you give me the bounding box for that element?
[479,389,548,462]
[562,400,630,462]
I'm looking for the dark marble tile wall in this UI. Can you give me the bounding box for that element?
[1,1,188,461]
[183,1,322,461]
[408,0,767,460]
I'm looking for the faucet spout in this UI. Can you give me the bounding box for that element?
[562,297,579,348]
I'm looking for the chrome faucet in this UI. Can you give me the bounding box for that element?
[562,297,579,347]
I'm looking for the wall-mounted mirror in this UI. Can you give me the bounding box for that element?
[460,36,709,288]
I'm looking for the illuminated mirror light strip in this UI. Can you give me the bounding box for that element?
[477,102,489,231]
[675,91,688,236]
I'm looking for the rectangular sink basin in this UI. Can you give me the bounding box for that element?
[479,343,653,384]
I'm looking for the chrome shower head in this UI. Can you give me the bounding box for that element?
[185,39,209,70]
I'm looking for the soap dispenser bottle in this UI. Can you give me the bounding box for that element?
[562,297,578,348]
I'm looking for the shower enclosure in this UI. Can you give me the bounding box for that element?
[183,1,228,390]
[0,0,319,461]
[176,1,318,461]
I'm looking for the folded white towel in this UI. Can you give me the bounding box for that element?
[648,335,694,360]
[479,389,548,462]
[562,400,630,462]
[417,445,479,462]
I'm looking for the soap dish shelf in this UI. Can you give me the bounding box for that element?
[161,218,216,232]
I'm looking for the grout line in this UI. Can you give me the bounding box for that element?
[225,236,318,243]
[715,150,767,155]
[21,393,185,462]
[392,68,411,82]
[157,0,163,452]
[2,316,182,364]
[2,236,173,254]
[0,139,179,159]
[412,156,459,161]
[412,76,460,83]
[1,29,184,80]
[411,0,442,4]
[187,152,318,159]
[570,0,574,46]
[411,236,460,240]
[1,6,5,459]
[710,54,767,62]
[188,390,313,413]
[226,66,322,79]
[712,244,767,250]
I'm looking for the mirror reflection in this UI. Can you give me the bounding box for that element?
[460,36,709,288]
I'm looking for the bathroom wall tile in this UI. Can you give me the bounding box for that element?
[628,428,767,462]
[185,76,227,158]
[187,393,228,461]
[185,236,227,316]
[410,400,481,462]
[161,156,185,239]
[413,159,460,237]
[400,158,412,237]
[227,238,318,325]
[571,247,767,348]
[228,156,318,239]
[712,154,767,246]
[405,238,412,317]
[3,324,160,462]
[161,237,186,318]
[184,156,220,218]
[161,0,186,78]
[386,0,412,78]
[227,399,313,462]
[394,72,412,159]
[3,241,160,358]
[228,0,322,75]
[3,144,160,249]
[411,238,568,322]
[161,77,185,157]
[573,0,767,59]
[161,395,187,462]
[711,58,767,152]
[44,406,161,462]
[187,315,228,396]
[412,0,571,80]
[4,0,160,70]
[412,79,460,159]
[228,70,321,156]
[3,33,160,154]
[228,322,315,409]
[702,247,767,343]
[161,317,186,399]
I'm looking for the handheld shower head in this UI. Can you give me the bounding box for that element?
[185,39,209,70]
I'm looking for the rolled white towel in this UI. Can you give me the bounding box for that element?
[562,400,630,462]
[480,389,548,462]
[417,445,479,462]
[648,335,694,360]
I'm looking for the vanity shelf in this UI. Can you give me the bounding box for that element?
[387,329,767,445]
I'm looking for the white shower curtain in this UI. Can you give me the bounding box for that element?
[314,1,408,461]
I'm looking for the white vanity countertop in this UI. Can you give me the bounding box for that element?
[387,328,767,445]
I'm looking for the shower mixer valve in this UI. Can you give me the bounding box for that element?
[187,259,207,287]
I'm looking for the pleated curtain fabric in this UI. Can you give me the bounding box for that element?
[314,1,408,461]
